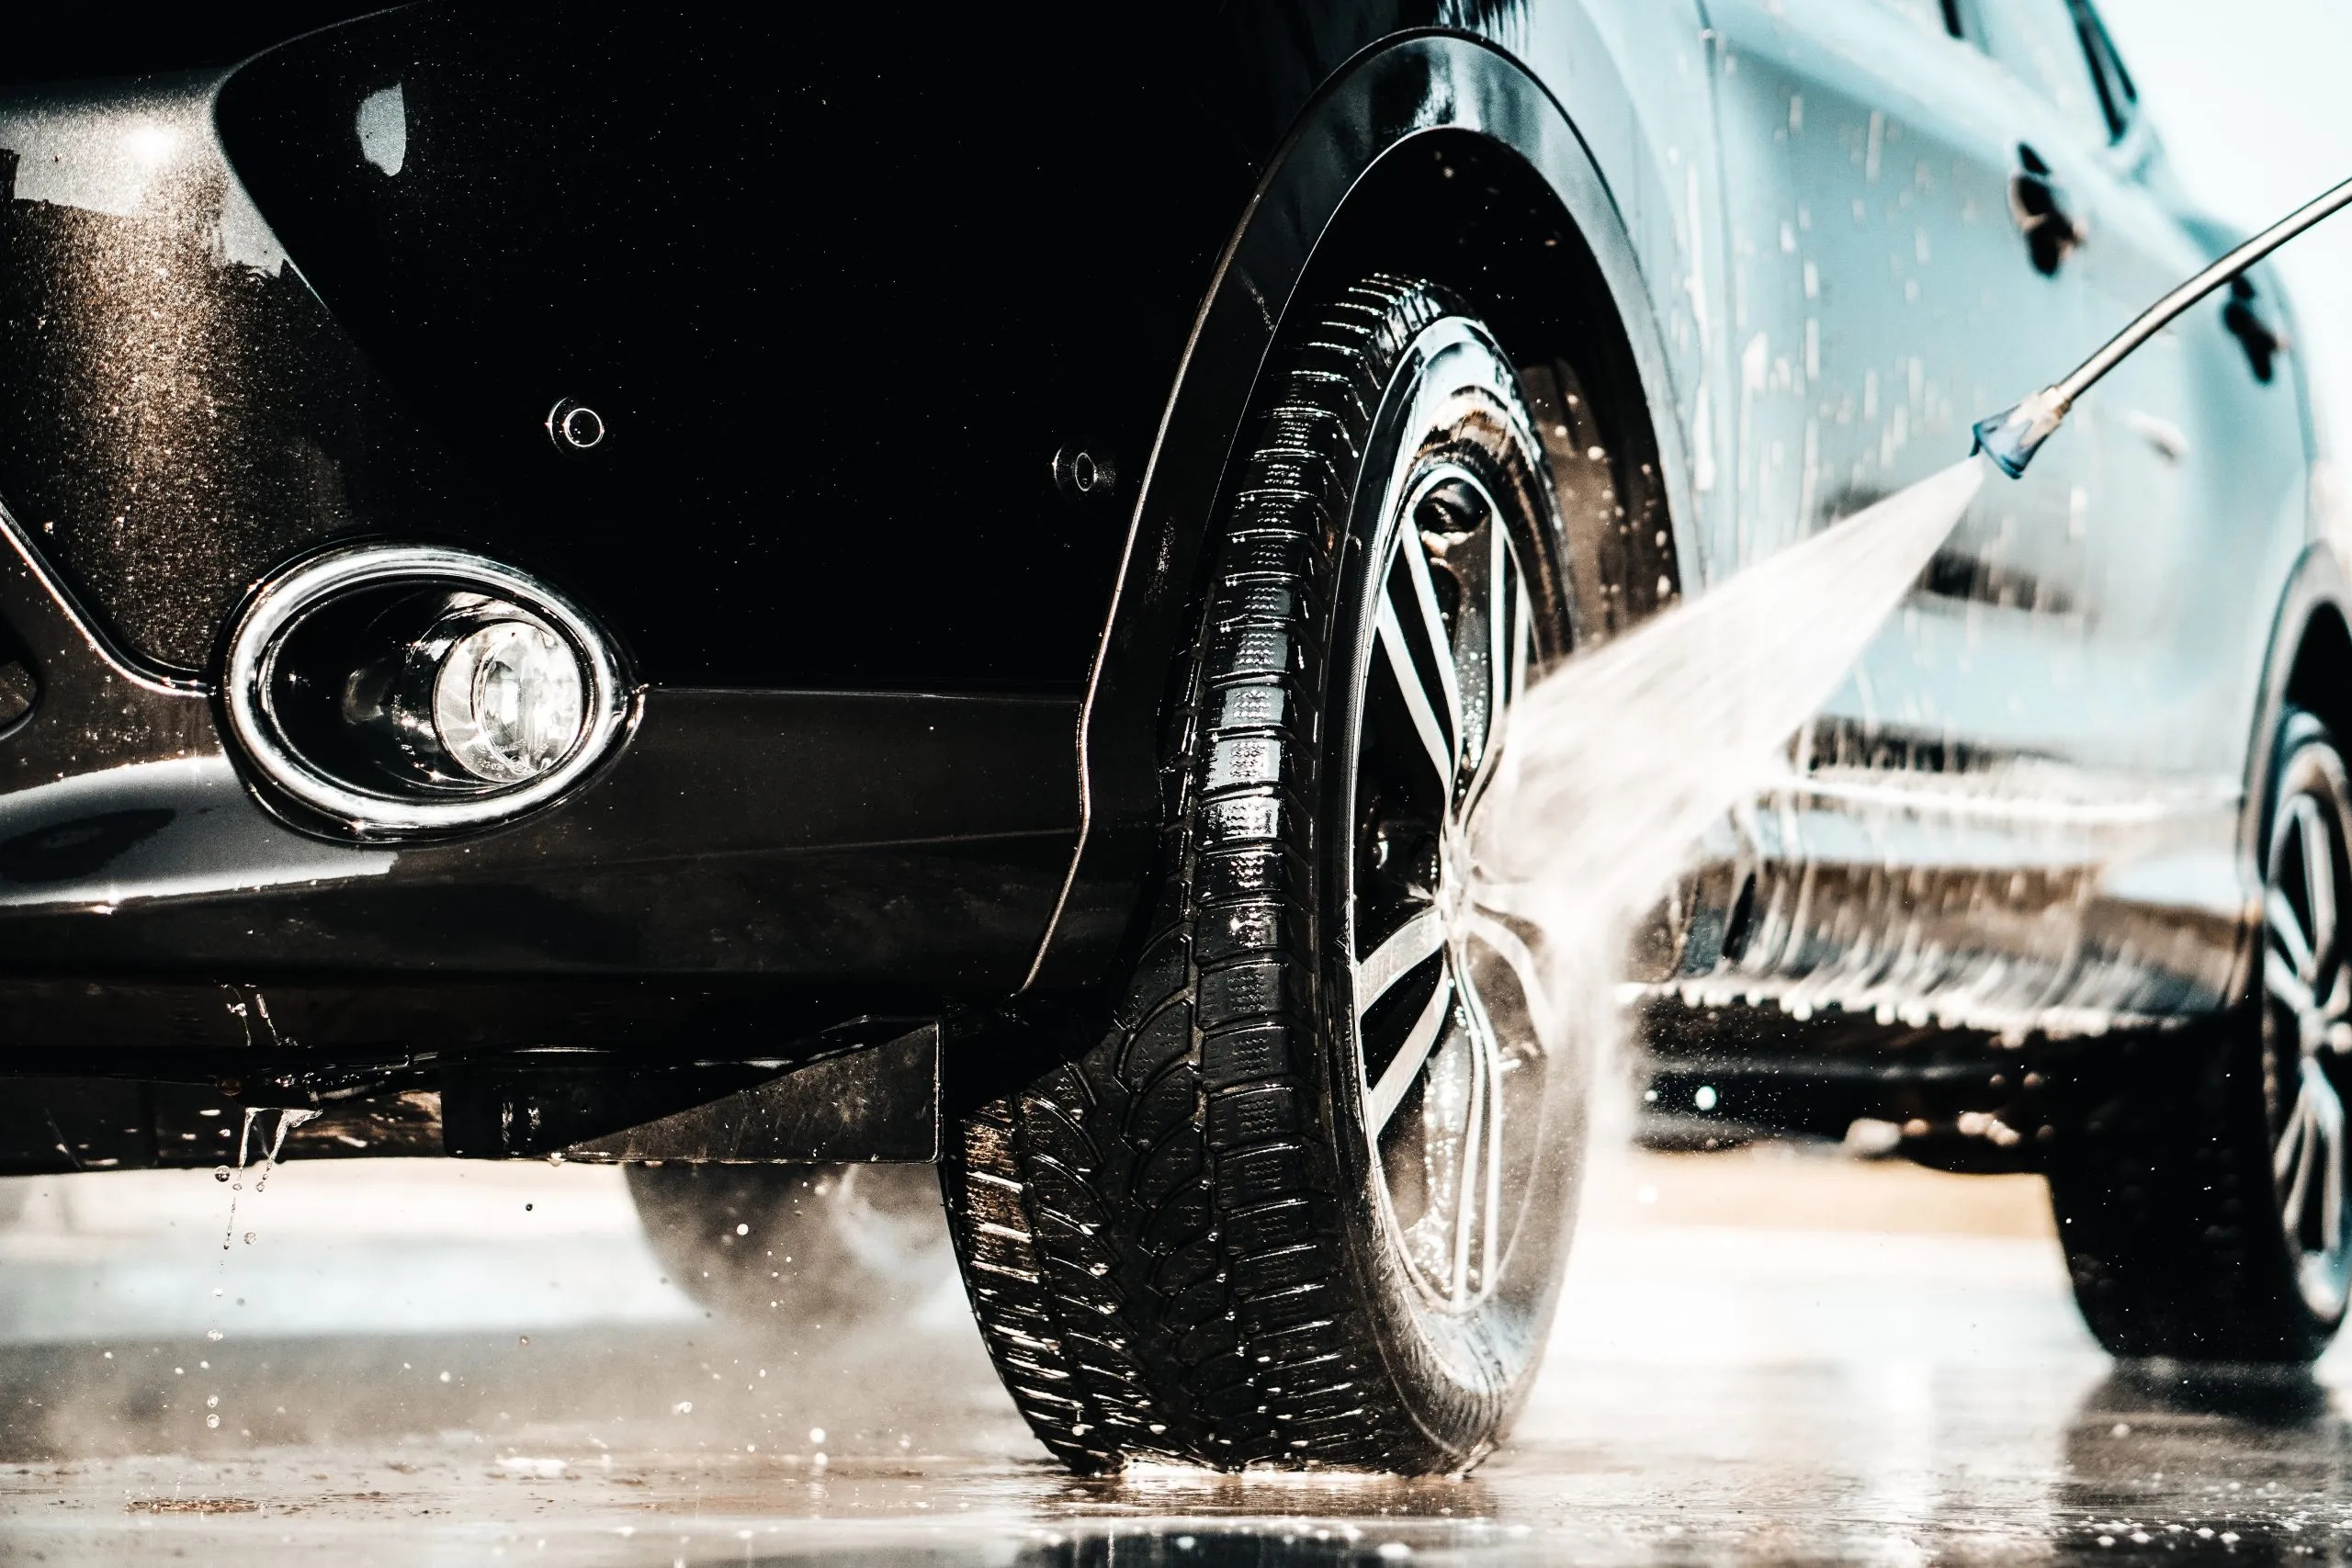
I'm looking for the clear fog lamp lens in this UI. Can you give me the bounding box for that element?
[431,620,586,784]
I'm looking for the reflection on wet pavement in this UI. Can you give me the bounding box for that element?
[3,1145,2349,1564]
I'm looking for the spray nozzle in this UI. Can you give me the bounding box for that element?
[1973,173,2352,481]
[1970,388,2071,479]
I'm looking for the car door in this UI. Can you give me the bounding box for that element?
[1970,0,2310,790]
[1701,0,2099,766]
[1677,0,2298,1007]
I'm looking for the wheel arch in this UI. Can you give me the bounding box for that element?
[2237,544,2352,1005]
[1024,28,1698,989]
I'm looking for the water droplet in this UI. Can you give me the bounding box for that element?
[212,1168,230,1182]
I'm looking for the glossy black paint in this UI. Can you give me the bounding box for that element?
[1023,32,1689,987]
[0,686,1077,981]
[0,507,1077,1047]
[2,8,386,85]
[0,2,1699,1157]
[0,132,472,679]
[0,8,1238,686]
[0,6,1553,693]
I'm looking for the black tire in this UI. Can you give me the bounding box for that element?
[2047,706,2352,1360]
[942,276,1588,1472]
[627,1162,952,1325]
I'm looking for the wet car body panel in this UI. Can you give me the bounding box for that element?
[0,3,1715,1074]
[1641,0,2325,1061]
[0,0,2329,1168]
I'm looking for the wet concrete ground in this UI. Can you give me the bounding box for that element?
[1,1144,2344,1566]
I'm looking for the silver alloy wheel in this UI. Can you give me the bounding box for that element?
[2262,736,2352,1319]
[1341,330,1561,1313]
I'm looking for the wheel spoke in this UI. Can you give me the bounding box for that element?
[1455,966,1508,1298]
[2318,1064,2347,1247]
[2300,795,2338,978]
[1487,514,1512,747]
[2267,952,2317,1017]
[1463,527,1526,818]
[1377,597,1456,791]
[1457,579,1535,824]
[2278,1069,2317,1219]
[2271,886,2318,985]
[1368,966,1454,1136]
[1396,526,1464,760]
[1463,907,1559,1049]
[1355,907,1447,1019]
[1449,1003,1489,1303]
[1511,579,1532,710]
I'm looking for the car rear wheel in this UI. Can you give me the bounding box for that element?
[2047,706,2352,1360]
[941,276,1585,1472]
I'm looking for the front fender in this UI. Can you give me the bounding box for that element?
[1025,28,1704,987]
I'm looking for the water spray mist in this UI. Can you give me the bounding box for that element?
[1474,170,2352,1146]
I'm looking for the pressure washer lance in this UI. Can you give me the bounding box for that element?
[1973,174,2352,479]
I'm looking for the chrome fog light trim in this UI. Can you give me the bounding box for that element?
[224,544,630,836]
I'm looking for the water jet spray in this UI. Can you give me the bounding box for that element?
[1477,178,2352,1116]
[1974,175,2352,478]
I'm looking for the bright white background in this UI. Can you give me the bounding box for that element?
[2103,0,2352,464]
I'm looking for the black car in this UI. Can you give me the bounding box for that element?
[0,0,2333,1475]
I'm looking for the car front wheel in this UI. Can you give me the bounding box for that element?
[941,276,1588,1472]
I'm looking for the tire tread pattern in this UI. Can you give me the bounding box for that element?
[943,277,1456,1470]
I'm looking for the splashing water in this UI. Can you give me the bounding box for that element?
[217,1106,320,1252]
[1470,457,1989,1066]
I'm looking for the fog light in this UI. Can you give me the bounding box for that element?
[432,618,585,783]
[224,544,629,837]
